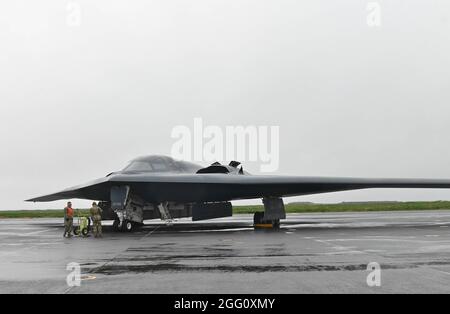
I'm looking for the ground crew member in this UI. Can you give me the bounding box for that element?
[63,201,74,238]
[90,202,103,238]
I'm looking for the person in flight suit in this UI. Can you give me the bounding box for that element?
[63,201,74,238]
[90,202,103,238]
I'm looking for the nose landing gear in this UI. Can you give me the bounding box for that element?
[113,218,141,232]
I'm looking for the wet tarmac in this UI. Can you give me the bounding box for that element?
[1,211,450,294]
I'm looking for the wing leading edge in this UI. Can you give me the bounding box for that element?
[26,174,450,203]
[26,177,111,202]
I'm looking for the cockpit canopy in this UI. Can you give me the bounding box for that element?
[122,155,202,174]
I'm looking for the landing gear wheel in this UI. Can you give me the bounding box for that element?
[272,219,281,229]
[253,212,264,225]
[113,218,120,232]
[124,220,133,232]
[253,212,281,229]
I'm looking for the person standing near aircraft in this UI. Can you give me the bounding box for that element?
[90,202,103,238]
[63,201,74,238]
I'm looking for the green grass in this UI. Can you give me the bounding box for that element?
[1,201,450,219]
[233,201,450,214]
[0,209,91,219]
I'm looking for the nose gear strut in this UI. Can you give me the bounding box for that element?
[158,202,173,225]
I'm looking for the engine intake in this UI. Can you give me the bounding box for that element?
[196,161,245,175]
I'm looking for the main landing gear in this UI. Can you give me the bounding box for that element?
[253,212,280,229]
[253,197,285,229]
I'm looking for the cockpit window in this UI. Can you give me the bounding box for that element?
[151,159,168,171]
[122,156,202,173]
[123,161,153,172]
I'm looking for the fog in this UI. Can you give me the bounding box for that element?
[1,1,450,210]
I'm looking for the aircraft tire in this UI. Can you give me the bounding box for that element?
[272,219,281,229]
[253,212,264,225]
[113,218,120,232]
[124,220,133,232]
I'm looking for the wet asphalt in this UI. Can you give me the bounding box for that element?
[1,211,450,294]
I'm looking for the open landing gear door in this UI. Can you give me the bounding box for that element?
[110,186,130,210]
[192,202,233,221]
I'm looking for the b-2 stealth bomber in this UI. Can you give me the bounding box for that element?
[27,155,450,231]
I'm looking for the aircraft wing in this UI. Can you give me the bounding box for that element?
[26,177,111,202]
[26,174,450,203]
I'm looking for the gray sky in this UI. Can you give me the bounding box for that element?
[1,0,450,210]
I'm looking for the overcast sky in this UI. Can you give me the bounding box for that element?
[1,1,450,210]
